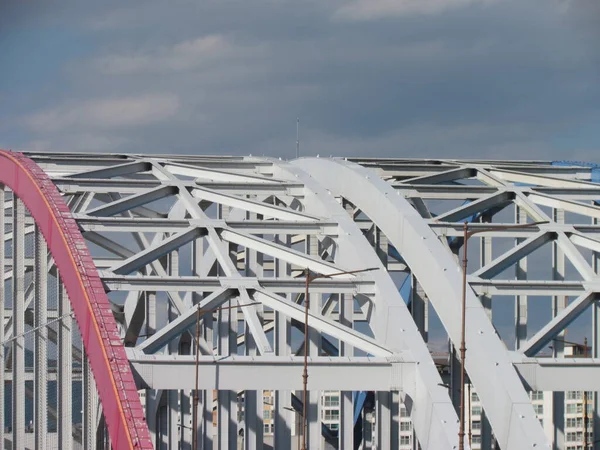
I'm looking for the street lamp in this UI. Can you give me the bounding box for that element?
[458,220,548,450]
[301,267,377,450]
[191,300,260,450]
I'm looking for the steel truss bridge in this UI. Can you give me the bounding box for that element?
[1,150,600,449]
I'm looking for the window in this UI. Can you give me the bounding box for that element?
[264,423,273,434]
[567,418,583,428]
[531,391,544,401]
[567,404,583,414]
[472,436,481,444]
[263,410,273,420]
[400,436,411,445]
[400,407,409,418]
[567,431,583,442]
[568,391,582,400]
[472,421,481,430]
[400,422,411,431]
[324,395,340,408]
[324,410,339,421]
[472,406,482,416]
[471,392,479,402]
[533,404,543,415]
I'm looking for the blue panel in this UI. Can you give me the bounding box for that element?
[552,160,600,202]
[353,391,368,425]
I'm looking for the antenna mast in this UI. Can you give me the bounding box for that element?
[296,117,300,159]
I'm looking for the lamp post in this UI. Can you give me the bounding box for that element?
[191,301,260,450]
[458,220,548,450]
[301,267,377,450]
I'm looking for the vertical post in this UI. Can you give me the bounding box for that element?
[340,292,355,450]
[193,306,201,450]
[0,186,4,450]
[376,392,391,449]
[302,268,310,450]
[245,217,264,450]
[274,235,292,448]
[515,206,528,350]
[83,351,98,450]
[467,382,472,448]
[583,337,588,449]
[58,278,73,450]
[193,237,213,450]
[552,208,566,450]
[12,196,25,449]
[145,292,158,446]
[167,251,181,449]
[217,300,237,450]
[592,216,600,450]
[479,215,494,450]
[459,222,468,450]
[34,226,48,449]
[306,239,321,450]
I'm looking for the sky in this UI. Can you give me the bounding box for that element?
[1,0,599,160]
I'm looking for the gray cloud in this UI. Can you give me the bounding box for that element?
[2,0,599,160]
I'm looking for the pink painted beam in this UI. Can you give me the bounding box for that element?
[0,150,153,449]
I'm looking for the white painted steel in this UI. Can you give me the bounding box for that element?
[7,152,600,449]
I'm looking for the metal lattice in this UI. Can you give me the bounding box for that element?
[3,151,600,449]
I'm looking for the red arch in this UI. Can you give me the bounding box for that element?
[0,150,152,449]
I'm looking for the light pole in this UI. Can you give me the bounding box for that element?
[191,301,260,450]
[301,267,377,450]
[458,220,548,450]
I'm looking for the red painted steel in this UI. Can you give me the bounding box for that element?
[0,150,153,449]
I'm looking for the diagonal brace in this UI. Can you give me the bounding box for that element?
[521,291,597,356]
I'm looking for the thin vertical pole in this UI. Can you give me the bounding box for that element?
[459,222,468,450]
[193,306,201,450]
[12,196,25,450]
[302,268,310,450]
[296,118,300,159]
[34,226,48,449]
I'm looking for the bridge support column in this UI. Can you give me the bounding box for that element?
[58,277,73,450]
[12,196,25,450]
[34,226,48,449]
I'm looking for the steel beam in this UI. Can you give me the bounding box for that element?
[12,197,25,450]
[34,226,48,449]
[298,158,548,450]
[128,352,411,390]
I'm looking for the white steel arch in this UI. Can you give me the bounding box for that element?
[294,158,550,449]
[270,159,461,449]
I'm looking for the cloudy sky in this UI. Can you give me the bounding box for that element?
[1,0,599,160]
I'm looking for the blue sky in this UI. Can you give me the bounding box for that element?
[2,1,599,353]
[1,0,599,160]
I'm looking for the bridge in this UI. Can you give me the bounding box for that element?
[1,150,599,449]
